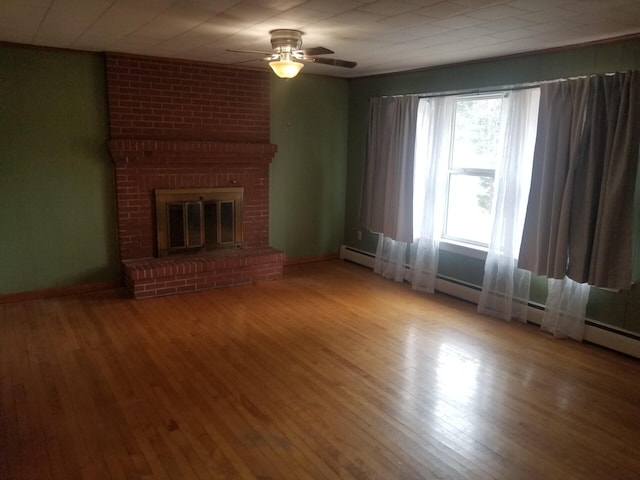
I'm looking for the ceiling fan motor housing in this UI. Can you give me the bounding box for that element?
[270,29,303,53]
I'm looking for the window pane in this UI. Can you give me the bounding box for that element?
[444,174,494,245]
[452,97,503,169]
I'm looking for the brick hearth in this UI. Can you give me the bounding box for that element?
[122,247,285,299]
[105,53,284,299]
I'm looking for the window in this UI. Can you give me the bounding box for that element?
[442,94,505,247]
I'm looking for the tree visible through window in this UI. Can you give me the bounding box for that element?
[443,94,505,246]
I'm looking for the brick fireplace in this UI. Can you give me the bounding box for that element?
[105,53,284,299]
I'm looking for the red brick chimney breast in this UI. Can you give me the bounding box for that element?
[105,53,283,298]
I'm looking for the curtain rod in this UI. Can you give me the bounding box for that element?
[378,70,635,100]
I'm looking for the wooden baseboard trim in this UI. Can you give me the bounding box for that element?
[0,280,122,304]
[284,253,339,266]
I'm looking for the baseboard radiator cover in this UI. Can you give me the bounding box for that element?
[339,245,640,359]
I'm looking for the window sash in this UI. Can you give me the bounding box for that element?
[441,94,504,248]
[442,171,496,247]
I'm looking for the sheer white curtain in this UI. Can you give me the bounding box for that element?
[374,235,408,281]
[478,88,540,321]
[409,96,455,293]
[542,277,591,341]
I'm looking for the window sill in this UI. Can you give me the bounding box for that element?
[439,240,488,261]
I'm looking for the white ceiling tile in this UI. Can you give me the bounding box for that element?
[72,0,177,48]
[172,0,242,15]
[404,0,443,5]
[122,6,221,42]
[607,4,640,26]
[525,19,581,34]
[493,37,555,51]
[33,0,115,46]
[452,26,502,38]
[561,0,627,14]
[440,34,504,49]
[218,3,281,24]
[0,0,52,44]
[489,28,536,40]
[454,0,506,7]
[277,6,337,22]
[243,0,308,11]
[303,0,365,14]
[569,20,640,37]
[357,0,422,16]
[505,0,574,12]
[467,4,527,20]
[375,23,450,42]
[411,32,461,47]
[481,17,534,32]
[327,9,386,24]
[242,18,307,37]
[377,12,436,27]
[430,14,486,29]
[531,29,593,44]
[516,7,580,23]
[415,2,469,18]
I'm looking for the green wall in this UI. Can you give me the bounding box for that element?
[344,38,640,334]
[0,44,349,295]
[0,45,120,295]
[270,73,349,260]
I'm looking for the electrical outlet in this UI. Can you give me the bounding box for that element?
[357,230,362,241]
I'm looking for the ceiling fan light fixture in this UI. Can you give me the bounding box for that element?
[269,59,304,78]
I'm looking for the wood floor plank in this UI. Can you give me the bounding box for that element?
[1,260,639,479]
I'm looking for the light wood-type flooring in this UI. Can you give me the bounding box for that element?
[1,260,639,479]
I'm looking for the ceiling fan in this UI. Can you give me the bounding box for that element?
[228,29,357,78]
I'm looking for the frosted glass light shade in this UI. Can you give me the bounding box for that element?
[269,60,304,78]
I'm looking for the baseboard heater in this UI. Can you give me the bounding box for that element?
[339,245,640,359]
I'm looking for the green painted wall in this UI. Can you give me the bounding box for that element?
[1,44,349,295]
[344,38,640,333]
[270,74,349,260]
[0,45,119,295]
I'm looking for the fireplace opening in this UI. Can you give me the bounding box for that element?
[155,188,243,257]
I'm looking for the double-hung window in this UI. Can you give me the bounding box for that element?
[442,94,506,248]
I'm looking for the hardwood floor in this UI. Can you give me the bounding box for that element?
[1,260,639,479]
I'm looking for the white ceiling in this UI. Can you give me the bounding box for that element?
[1,0,640,78]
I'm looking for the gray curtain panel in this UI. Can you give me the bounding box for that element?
[360,96,419,243]
[519,71,640,290]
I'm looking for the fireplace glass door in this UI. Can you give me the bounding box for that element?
[156,188,243,257]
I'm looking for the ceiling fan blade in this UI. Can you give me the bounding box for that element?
[295,46,334,56]
[226,48,274,56]
[312,57,357,69]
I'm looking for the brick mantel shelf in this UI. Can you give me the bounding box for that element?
[108,139,278,165]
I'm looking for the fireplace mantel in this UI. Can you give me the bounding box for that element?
[108,139,278,165]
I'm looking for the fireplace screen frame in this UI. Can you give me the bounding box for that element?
[155,188,243,257]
